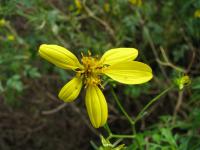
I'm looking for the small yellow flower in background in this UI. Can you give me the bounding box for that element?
[104,3,110,13]
[0,18,7,27]
[129,0,142,7]
[7,34,15,41]
[74,0,82,12]
[38,44,153,128]
[194,9,200,18]
[176,75,191,90]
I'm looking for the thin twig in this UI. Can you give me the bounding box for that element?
[172,90,184,124]
[134,86,174,124]
[156,47,186,73]
[180,28,196,73]
[41,103,68,115]
[156,58,185,73]
[142,26,170,83]
[82,0,116,42]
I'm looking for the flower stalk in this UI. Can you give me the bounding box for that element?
[111,87,134,125]
[133,85,174,124]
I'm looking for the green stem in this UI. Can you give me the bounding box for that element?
[104,122,135,140]
[111,87,134,125]
[103,122,112,135]
[90,141,98,150]
[108,134,135,140]
[134,86,174,124]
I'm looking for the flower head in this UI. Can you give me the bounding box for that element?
[175,75,191,90]
[7,34,15,41]
[129,0,142,7]
[39,44,153,128]
[0,19,7,26]
[194,9,200,18]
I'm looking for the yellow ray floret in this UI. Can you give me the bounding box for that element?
[103,61,153,84]
[85,85,108,128]
[39,44,82,70]
[100,48,138,65]
[58,77,82,102]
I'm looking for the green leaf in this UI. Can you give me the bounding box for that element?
[6,75,24,92]
[160,128,177,148]
[0,81,4,92]
[100,135,113,148]
[24,65,41,78]
[191,77,200,90]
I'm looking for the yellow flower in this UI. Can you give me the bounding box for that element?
[175,75,191,90]
[0,19,6,26]
[194,9,200,18]
[104,3,110,13]
[129,0,142,7]
[7,34,15,41]
[74,0,82,12]
[38,44,153,128]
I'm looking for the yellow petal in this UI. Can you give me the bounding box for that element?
[100,48,138,65]
[58,77,82,102]
[85,85,108,128]
[103,61,153,84]
[39,44,81,70]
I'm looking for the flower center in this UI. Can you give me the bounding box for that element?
[76,53,103,87]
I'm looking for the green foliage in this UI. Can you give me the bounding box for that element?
[124,84,150,98]
[98,135,125,150]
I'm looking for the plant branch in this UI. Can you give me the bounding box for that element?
[111,87,134,125]
[134,86,174,124]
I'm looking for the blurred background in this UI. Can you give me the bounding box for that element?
[0,0,200,149]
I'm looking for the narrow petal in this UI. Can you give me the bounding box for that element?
[58,77,82,102]
[85,85,108,128]
[103,61,153,84]
[39,44,82,70]
[100,48,138,65]
[95,86,108,127]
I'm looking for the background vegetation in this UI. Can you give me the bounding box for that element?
[0,0,200,149]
